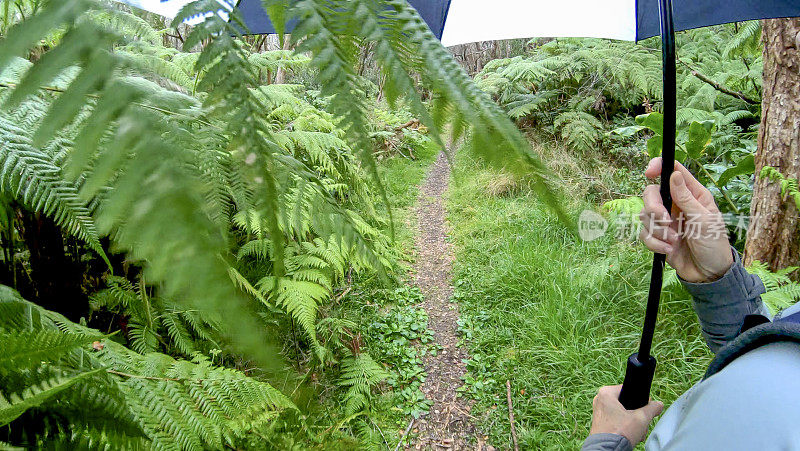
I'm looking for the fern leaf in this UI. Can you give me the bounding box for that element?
[0,329,99,372]
[0,116,110,266]
[0,368,103,426]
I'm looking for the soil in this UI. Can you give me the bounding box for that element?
[408,152,490,450]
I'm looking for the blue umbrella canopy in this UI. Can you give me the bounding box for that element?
[121,0,800,43]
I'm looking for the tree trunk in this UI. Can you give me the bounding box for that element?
[274,35,293,84]
[18,211,88,321]
[744,18,800,270]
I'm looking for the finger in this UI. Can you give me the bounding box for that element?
[597,384,622,397]
[638,213,679,243]
[645,158,708,200]
[642,185,669,219]
[670,172,707,216]
[640,400,664,421]
[640,229,674,254]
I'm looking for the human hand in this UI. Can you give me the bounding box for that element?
[589,385,664,446]
[639,157,734,283]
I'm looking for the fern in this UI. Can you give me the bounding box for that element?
[0,285,297,448]
[0,115,110,267]
[760,166,800,210]
[338,352,389,417]
[0,0,278,365]
[602,196,644,216]
[90,275,220,357]
[747,261,800,313]
[553,111,603,151]
[723,21,761,59]
[1,368,104,427]
[0,329,100,372]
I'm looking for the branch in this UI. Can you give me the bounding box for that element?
[393,418,414,451]
[506,380,519,451]
[678,59,759,105]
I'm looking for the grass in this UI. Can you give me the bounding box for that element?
[447,145,712,449]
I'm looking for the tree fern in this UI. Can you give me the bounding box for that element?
[0,0,278,365]
[0,285,297,448]
[723,21,761,59]
[90,275,220,357]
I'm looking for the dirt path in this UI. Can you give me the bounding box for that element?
[410,151,484,450]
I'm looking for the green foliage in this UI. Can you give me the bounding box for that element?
[476,25,761,220]
[1,368,104,427]
[602,196,644,216]
[338,353,390,416]
[365,287,433,418]
[745,261,800,313]
[553,111,603,152]
[760,166,800,210]
[0,286,297,448]
[90,275,221,356]
[613,111,751,215]
[475,38,661,141]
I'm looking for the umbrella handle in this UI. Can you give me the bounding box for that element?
[619,0,676,410]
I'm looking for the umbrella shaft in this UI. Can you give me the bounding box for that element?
[620,0,677,410]
[639,253,666,357]
[637,0,676,362]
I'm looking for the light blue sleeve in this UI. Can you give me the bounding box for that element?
[647,342,800,450]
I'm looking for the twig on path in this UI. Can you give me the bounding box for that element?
[369,417,390,451]
[506,380,519,451]
[394,418,415,451]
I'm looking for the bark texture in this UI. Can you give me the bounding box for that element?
[744,18,800,270]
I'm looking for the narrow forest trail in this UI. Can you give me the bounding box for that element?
[409,151,486,450]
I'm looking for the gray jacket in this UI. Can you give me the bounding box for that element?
[582,249,800,450]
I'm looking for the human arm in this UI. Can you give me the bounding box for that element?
[638,157,766,352]
[681,248,768,352]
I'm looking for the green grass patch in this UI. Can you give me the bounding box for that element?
[447,150,711,449]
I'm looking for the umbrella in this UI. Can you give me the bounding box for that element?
[119,0,800,409]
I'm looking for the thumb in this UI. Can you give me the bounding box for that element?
[640,400,664,421]
[670,172,706,215]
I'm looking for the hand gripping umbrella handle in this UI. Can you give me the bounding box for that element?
[619,0,676,410]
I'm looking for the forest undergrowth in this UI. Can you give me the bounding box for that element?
[447,142,711,449]
[3,1,800,449]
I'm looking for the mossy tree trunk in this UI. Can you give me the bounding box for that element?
[745,18,800,271]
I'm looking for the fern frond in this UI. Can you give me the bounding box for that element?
[0,330,99,372]
[338,353,389,416]
[0,287,297,448]
[0,368,103,427]
[0,116,109,266]
[553,111,603,151]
